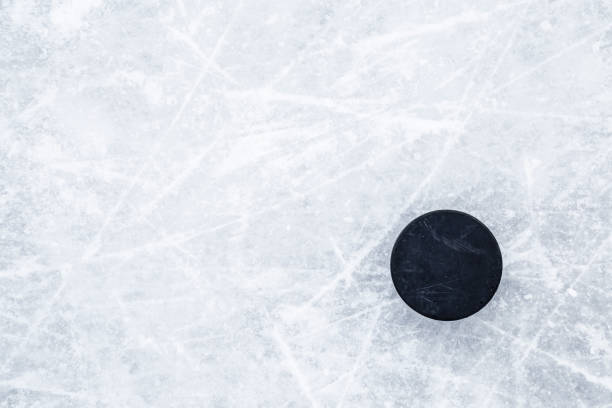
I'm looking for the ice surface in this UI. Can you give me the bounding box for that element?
[1,0,611,406]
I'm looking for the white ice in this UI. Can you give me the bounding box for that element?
[0,0,611,406]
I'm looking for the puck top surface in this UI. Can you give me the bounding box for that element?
[390,210,502,321]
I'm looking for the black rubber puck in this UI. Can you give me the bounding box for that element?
[390,210,502,321]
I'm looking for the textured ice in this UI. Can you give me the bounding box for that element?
[1,0,611,407]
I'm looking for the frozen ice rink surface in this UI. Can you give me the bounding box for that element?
[1,0,611,406]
